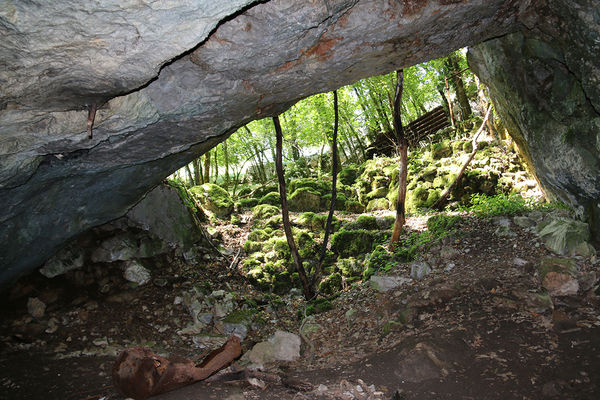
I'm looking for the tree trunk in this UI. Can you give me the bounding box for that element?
[389,70,408,251]
[432,105,492,210]
[273,116,315,300]
[203,151,211,184]
[193,158,202,185]
[314,90,339,286]
[223,140,230,188]
[213,148,218,183]
[447,53,472,121]
[184,164,194,187]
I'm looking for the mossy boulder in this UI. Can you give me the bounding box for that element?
[322,193,347,210]
[331,229,378,257]
[430,140,452,159]
[238,198,259,208]
[289,188,321,212]
[338,257,363,277]
[252,204,280,220]
[338,166,359,186]
[366,186,388,200]
[343,215,379,231]
[345,200,365,213]
[288,178,328,195]
[319,272,343,295]
[259,191,281,206]
[407,186,429,211]
[537,215,593,256]
[190,183,234,218]
[244,240,263,253]
[366,198,390,212]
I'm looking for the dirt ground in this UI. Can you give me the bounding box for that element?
[1,212,599,400]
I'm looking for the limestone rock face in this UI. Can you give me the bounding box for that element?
[0,0,575,288]
[468,0,600,237]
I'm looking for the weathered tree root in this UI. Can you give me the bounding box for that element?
[112,335,242,400]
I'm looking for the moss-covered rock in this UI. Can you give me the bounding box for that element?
[321,193,347,210]
[190,183,234,218]
[337,257,363,277]
[244,240,263,253]
[259,191,281,206]
[319,272,342,295]
[345,200,365,213]
[252,204,280,220]
[288,178,328,195]
[289,187,321,212]
[331,229,378,257]
[338,166,359,186]
[430,140,452,159]
[366,187,388,200]
[238,198,259,209]
[343,215,379,231]
[366,198,390,212]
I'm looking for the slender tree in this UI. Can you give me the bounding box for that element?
[389,70,408,250]
[203,151,211,184]
[273,116,315,300]
[314,90,339,285]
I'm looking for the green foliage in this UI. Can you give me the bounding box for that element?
[248,229,270,242]
[367,245,396,272]
[299,298,334,319]
[464,193,536,217]
[426,213,462,237]
[243,240,263,253]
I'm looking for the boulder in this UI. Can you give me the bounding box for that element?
[190,183,234,218]
[123,261,152,286]
[538,257,579,296]
[27,297,46,319]
[536,215,592,256]
[288,188,321,212]
[410,261,433,280]
[370,275,411,293]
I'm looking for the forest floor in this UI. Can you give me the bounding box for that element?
[1,210,600,400]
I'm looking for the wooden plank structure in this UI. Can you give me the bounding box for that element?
[366,106,450,157]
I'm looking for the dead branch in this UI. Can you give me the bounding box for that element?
[431,104,493,211]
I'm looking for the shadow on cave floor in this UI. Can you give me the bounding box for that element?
[1,214,600,400]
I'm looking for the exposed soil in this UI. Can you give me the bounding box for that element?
[1,212,599,400]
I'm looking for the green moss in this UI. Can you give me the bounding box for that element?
[243,240,263,253]
[189,183,234,218]
[430,140,452,159]
[362,267,377,280]
[273,271,293,294]
[344,215,379,231]
[319,273,343,295]
[223,309,257,324]
[331,229,378,257]
[248,229,270,242]
[288,178,328,195]
[345,200,365,213]
[338,165,359,185]
[538,257,577,279]
[322,193,347,210]
[338,257,363,277]
[366,198,390,212]
[426,213,462,237]
[239,198,259,208]
[252,204,280,219]
[289,187,322,211]
[299,298,334,319]
[425,189,442,207]
[259,191,281,206]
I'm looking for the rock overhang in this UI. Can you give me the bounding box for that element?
[0,0,573,289]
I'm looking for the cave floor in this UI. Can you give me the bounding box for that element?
[1,212,600,400]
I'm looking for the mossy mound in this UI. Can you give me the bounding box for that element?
[259,191,281,206]
[331,229,379,258]
[252,204,280,220]
[289,187,321,212]
[238,198,259,208]
[343,215,379,231]
[338,165,359,186]
[288,178,329,196]
[190,183,234,218]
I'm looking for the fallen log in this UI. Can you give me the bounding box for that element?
[112,335,242,400]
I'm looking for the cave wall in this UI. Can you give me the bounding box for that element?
[468,0,600,237]
[2,0,595,288]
